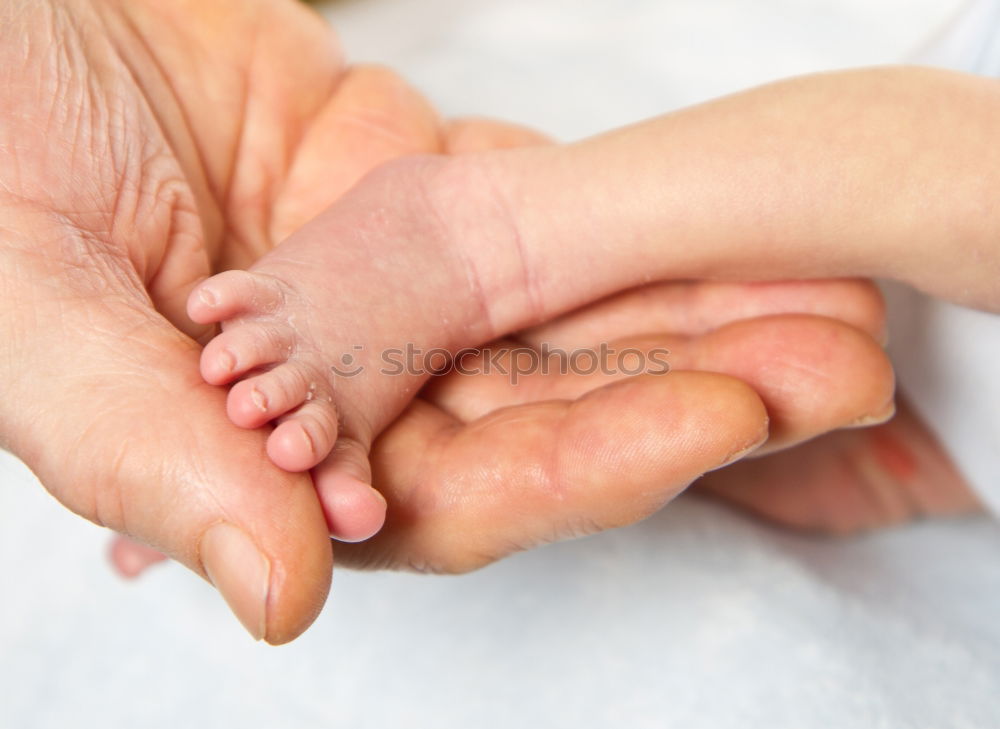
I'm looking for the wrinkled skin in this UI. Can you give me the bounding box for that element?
[0,0,972,642]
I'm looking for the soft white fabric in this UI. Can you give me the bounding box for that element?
[4,1,1000,727]
[887,284,1000,515]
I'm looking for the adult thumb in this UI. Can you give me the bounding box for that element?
[5,295,332,644]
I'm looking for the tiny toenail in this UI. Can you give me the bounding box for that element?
[251,386,268,413]
[301,426,315,455]
[199,287,218,307]
[218,349,236,372]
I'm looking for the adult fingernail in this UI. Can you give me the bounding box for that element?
[710,427,770,471]
[201,523,270,642]
[849,399,896,428]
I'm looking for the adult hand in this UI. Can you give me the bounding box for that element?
[498,282,979,536]
[2,0,893,643]
[1,0,344,644]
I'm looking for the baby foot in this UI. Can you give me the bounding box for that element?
[188,157,508,542]
[189,268,391,541]
[191,269,340,471]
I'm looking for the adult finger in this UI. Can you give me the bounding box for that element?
[109,536,169,578]
[426,315,894,455]
[520,279,886,348]
[697,397,982,533]
[337,372,768,572]
[269,64,444,246]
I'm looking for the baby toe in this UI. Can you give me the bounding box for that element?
[187,270,285,325]
[227,366,312,428]
[266,399,340,472]
[313,438,386,542]
[200,324,292,385]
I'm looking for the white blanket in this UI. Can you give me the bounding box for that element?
[3,1,999,727]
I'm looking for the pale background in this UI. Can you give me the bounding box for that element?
[4,1,1000,727]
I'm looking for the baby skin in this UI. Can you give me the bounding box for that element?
[192,65,997,542]
[188,158,534,542]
